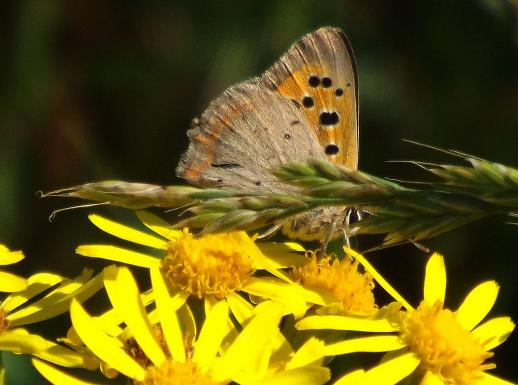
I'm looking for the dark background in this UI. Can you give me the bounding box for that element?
[1,0,517,382]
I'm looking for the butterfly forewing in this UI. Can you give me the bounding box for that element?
[261,27,359,169]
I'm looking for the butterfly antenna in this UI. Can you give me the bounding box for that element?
[48,202,110,222]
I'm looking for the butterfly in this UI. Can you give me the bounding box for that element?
[176,27,359,241]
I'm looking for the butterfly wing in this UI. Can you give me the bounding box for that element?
[261,26,359,169]
[176,80,326,192]
[177,27,359,192]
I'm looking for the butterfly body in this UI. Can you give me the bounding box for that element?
[176,27,359,241]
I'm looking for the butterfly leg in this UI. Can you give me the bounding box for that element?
[341,207,362,258]
[257,224,282,240]
[320,219,338,256]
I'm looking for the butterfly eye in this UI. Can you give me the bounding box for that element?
[325,144,340,155]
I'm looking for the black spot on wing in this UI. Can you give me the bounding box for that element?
[321,77,332,88]
[290,99,301,109]
[325,144,340,155]
[302,96,314,108]
[211,162,242,169]
[320,112,339,126]
[308,76,320,87]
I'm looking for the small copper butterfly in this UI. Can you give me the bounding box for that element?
[176,27,359,241]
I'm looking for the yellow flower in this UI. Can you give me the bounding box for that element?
[34,265,330,385]
[292,251,377,316]
[76,212,335,318]
[0,259,104,368]
[0,244,27,292]
[297,249,515,385]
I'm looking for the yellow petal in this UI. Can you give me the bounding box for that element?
[7,270,103,327]
[344,248,413,310]
[0,246,24,265]
[477,372,516,385]
[421,371,445,385]
[456,280,499,331]
[221,302,283,381]
[423,253,446,304]
[76,245,161,268]
[256,243,308,269]
[242,277,307,318]
[324,336,404,356]
[150,266,187,362]
[32,358,103,385]
[363,351,420,384]
[193,300,229,372]
[94,287,155,337]
[333,369,366,385]
[470,316,515,351]
[227,292,254,324]
[296,315,398,333]
[104,266,165,367]
[0,273,64,312]
[296,285,339,307]
[88,214,167,249]
[0,272,27,293]
[233,232,293,283]
[70,299,145,380]
[0,329,86,367]
[286,338,325,369]
[259,366,330,385]
[178,301,197,344]
[136,211,182,241]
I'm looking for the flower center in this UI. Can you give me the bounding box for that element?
[400,301,495,385]
[141,359,227,385]
[292,252,377,315]
[161,229,254,299]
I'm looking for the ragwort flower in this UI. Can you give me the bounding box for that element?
[34,265,330,385]
[76,212,334,318]
[297,249,515,385]
[0,245,103,368]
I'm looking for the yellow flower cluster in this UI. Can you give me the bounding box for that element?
[0,211,515,385]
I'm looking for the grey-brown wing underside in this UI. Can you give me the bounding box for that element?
[176,80,326,193]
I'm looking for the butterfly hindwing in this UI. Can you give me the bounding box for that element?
[261,27,359,169]
[176,80,326,192]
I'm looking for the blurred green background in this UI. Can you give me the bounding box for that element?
[1,0,517,382]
